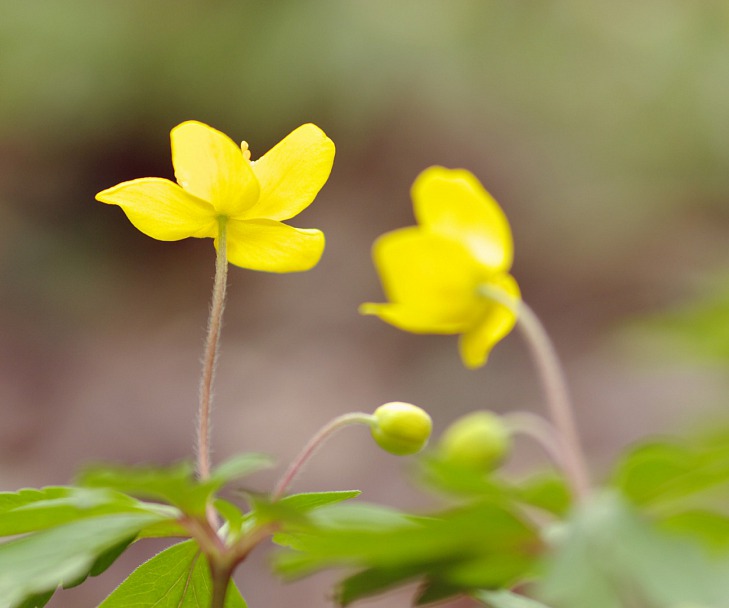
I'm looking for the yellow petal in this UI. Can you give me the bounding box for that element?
[224,218,325,272]
[365,227,483,331]
[245,124,335,221]
[459,273,520,369]
[95,178,217,241]
[412,167,513,272]
[171,121,260,217]
[359,302,464,334]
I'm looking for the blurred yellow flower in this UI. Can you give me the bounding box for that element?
[96,121,334,272]
[360,167,520,368]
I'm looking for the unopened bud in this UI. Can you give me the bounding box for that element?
[439,411,511,471]
[371,402,432,456]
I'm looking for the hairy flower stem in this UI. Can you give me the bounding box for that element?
[479,286,591,501]
[273,412,375,500]
[197,217,229,481]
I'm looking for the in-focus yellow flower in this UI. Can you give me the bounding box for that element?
[360,166,520,369]
[96,121,335,272]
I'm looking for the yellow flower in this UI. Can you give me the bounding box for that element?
[96,121,335,272]
[360,166,520,369]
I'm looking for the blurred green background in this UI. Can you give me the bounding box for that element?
[2,1,729,605]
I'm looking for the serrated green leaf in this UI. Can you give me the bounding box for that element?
[100,539,246,607]
[279,490,361,513]
[79,462,210,517]
[0,512,164,606]
[247,491,362,531]
[0,487,170,537]
[0,487,71,515]
[13,590,54,608]
[274,500,538,586]
[210,453,273,486]
[474,589,550,608]
[79,455,271,518]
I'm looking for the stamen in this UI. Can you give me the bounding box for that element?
[241,141,252,162]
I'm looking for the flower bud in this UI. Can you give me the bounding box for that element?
[371,402,432,456]
[438,411,511,471]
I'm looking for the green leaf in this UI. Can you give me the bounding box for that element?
[13,590,55,608]
[418,456,511,499]
[627,283,729,362]
[0,487,70,515]
[474,589,550,608]
[613,438,729,507]
[79,455,272,518]
[214,498,247,540]
[252,491,362,531]
[337,565,427,606]
[419,457,572,517]
[100,539,246,607]
[279,490,361,513]
[659,510,729,553]
[210,453,274,486]
[539,491,729,608]
[0,486,170,537]
[62,535,136,589]
[0,512,164,606]
[274,500,539,589]
[515,473,571,517]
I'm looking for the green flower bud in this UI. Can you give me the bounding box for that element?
[371,402,432,456]
[438,411,511,471]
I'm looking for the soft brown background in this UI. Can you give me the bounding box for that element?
[2,1,729,606]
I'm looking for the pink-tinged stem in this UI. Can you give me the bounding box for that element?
[197,217,229,481]
[272,412,374,500]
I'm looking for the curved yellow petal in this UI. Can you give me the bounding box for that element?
[458,273,520,369]
[224,218,325,272]
[171,121,260,217]
[365,227,484,332]
[412,167,513,272]
[245,123,335,221]
[96,178,217,241]
[359,302,464,334]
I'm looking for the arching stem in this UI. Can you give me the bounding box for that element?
[197,216,229,481]
[480,286,591,501]
[273,412,375,500]
[502,411,565,471]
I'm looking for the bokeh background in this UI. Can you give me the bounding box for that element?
[2,1,729,606]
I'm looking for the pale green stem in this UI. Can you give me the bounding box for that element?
[273,412,375,500]
[479,285,591,501]
[502,412,565,471]
[197,217,229,481]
